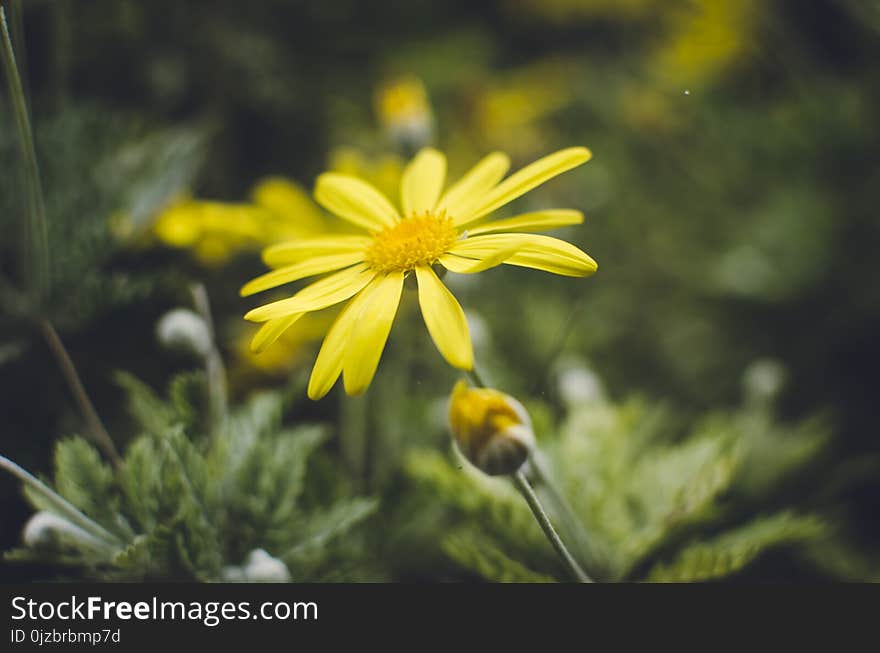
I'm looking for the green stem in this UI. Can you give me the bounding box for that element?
[529,452,600,574]
[39,319,122,470]
[512,469,592,583]
[466,367,487,388]
[191,283,228,440]
[530,290,587,396]
[8,1,27,101]
[0,453,124,553]
[1,5,49,307]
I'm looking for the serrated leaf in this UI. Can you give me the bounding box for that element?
[114,371,175,433]
[283,497,377,564]
[53,437,119,529]
[443,533,556,583]
[120,436,163,532]
[114,371,176,435]
[647,511,826,582]
[224,425,328,554]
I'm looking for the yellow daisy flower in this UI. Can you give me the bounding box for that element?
[242,146,598,400]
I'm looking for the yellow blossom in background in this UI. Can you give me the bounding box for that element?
[468,59,576,156]
[232,310,337,378]
[152,177,329,266]
[242,146,597,400]
[504,0,756,89]
[652,0,757,88]
[374,74,435,149]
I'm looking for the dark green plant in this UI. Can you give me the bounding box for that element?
[3,373,377,581]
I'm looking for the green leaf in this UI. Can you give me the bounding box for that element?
[283,497,377,564]
[647,512,826,582]
[223,425,328,554]
[443,533,556,583]
[120,436,163,532]
[53,437,118,527]
[114,371,176,436]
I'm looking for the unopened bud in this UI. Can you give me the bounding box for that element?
[156,308,212,357]
[743,358,787,406]
[374,75,435,150]
[22,511,109,554]
[221,548,291,583]
[557,363,604,407]
[448,380,534,476]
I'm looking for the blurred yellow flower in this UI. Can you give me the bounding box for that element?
[469,60,575,155]
[374,75,435,148]
[506,0,756,88]
[653,0,757,87]
[242,146,597,400]
[232,311,336,378]
[152,177,329,266]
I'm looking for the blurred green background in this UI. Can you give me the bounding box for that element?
[1,0,879,581]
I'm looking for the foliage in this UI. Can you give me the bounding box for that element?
[0,106,207,332]
[6,374,377,581]
[2,0,879,583]
[393,376,845,582]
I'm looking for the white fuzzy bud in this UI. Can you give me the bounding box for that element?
[557,364,604,407]
[156,308,212,357]
[743,358,787,405]
[221,548,291,583]
[22,511,108,554]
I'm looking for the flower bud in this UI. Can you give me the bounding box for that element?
[448,380,534,476]
[22,511,108,554]
[555,358,604,407]
[221,548,291,583]
[374,75,435,151]
[742,358,787,406]
[156,308,212,357]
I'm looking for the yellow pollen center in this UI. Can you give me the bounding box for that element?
[364,212,458,273]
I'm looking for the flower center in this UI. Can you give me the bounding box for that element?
[364,212,458,273]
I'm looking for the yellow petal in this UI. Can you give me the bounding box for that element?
[450,234,597,277]
[342,271,404,395]
[244,264,375,322]
[262,235,371,268]
[438,248,518,274]
[461,147,592,226]
[240,252,365,296]
[466,209,583,236]
[415,266,473,369]
[314,173,400,232]
[400,148,446,216]
[307,287,375,400]
[438,152,510,223]
[250,314,304,353]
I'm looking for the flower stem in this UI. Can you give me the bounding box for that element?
[39,319,122,470]
[190,284,227,440]
[1,5,49,307]
[529,452,600,574]
[0,453,124,552]
[512,469,592,583]
[466,367,487,388]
